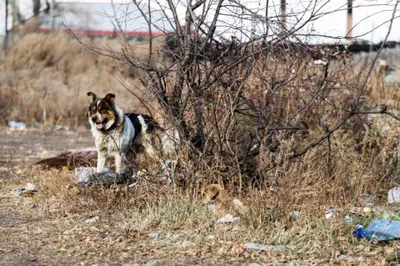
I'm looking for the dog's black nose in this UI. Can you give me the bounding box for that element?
[91,116,97,123]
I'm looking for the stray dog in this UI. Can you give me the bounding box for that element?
[126,113,180,163]
[87,92,180,176]
[200,184,247,215]
[87,92,136,174]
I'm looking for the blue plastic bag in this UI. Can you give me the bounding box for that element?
[353,219,400,242]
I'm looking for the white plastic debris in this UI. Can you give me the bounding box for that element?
[388,187,400,203]
[207,204,217,214]
[217,214,240,223]
[8,121,26,131]
[85,216,101,223]
[325,207,335,219]
[313,59,328,65]
[338,255,364,262]
[243,243,284,252]
[290,211,301,218]
[148,232,161,239]
[344,215,353,224]
[55,125,70,131]
[12,183,36,196]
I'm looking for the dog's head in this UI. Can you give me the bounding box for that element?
[87,92,117,131]
[200,184,227,204]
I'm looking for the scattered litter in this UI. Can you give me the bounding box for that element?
[12,183,36,196]
[26,256,37,263]
[148,232,160,239]
[388,187,400,203]
[325,207,335,219]
[313,59,328,65]
[344,215,353,224]
[243,243,284,252]
[217,214,240,223]
[160,159,175,184]
[290,211,301,218]
[353,219,400,242]
[8,121,26,131]
[55,125,70,131]
[361,192,376,206]
[85,216,101,223]
[31,203,39,209]
[207,204,216,214]
[337,255,364,262]
[363,207,372,214]
[128,181,138,188]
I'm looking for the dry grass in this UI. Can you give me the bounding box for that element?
[0,33,163,128]
[2,162,400,264]
[2,33,400,264]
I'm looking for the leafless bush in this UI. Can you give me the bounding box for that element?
[70,0,400,199]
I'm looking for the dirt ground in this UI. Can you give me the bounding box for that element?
[1,128,400,266]
[0,129,260,266]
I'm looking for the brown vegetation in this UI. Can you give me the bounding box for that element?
[2,32,400,263]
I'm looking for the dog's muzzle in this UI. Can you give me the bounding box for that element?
[92,116,107,130]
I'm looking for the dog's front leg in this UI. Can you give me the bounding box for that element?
[114,153,122,174]
[97,152,106,173]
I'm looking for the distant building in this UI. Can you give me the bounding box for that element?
[12,1,174,40]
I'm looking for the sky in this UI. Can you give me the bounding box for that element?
[1,0,399,44]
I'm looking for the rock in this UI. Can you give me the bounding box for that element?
[75,167,135,187]
[217,214,240,223]
[85,216,100,223]
[12,183,36,196]
[243,243,284,252]
[388,187,400,203]
[148,232,160,239]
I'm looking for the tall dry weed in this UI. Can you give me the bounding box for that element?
[0,33,162,127]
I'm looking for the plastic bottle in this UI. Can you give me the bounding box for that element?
[353,219,400,242]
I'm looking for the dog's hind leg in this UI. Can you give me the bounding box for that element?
[97,153,106,173]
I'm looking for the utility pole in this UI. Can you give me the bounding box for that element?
[3,0,9,50]
[49,0,55,31]
[33,0,40,16]
[280,0,286,33]
[346,0,353,40]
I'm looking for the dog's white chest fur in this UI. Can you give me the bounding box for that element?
[89,105,135,173]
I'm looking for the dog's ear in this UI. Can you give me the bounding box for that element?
[104,93,115,105]
[211,190,220,200]
[87,92,97,102]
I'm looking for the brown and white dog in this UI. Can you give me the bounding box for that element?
[87,92,180,175]
[87,92,136,174]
